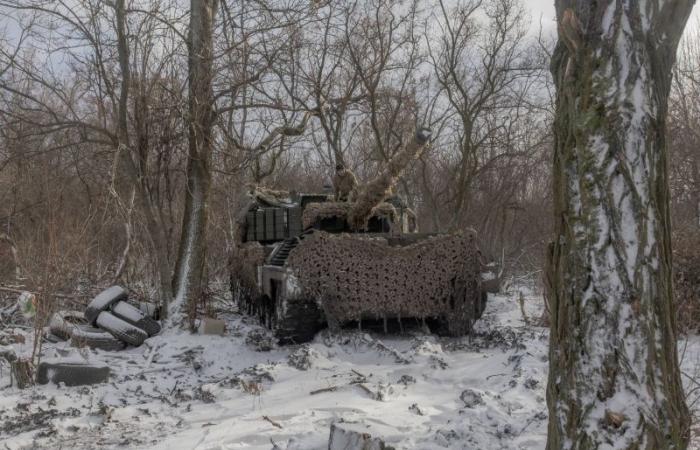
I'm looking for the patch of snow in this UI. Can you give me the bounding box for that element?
[5,285,697,449]
[0,290,552,450]
[481,271,497,281]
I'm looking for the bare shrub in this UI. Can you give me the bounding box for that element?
[673,228,700,333]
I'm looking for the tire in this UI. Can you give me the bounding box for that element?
[95,311,148,347]
[85,286,128,324]
[110,301,161,336]
[273,296,322,345]
[429,315,452,336]
[36,361,110,386]
[43,333,64,344]
[49,310,88,341]
[70,324,126,351]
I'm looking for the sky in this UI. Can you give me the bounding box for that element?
[525,0,557,35]
[527,0,557,23]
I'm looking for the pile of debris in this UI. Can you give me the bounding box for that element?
[48,286,161,351]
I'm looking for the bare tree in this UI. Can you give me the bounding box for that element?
[669,23,700,230]
[114,0,182,314]
[171,0,217,323]
[0,0,189,313]
[547,2,694,448]
[426,0,544,230]
[0,0,566,341]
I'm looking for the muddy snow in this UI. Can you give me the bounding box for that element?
[1,287,699,449]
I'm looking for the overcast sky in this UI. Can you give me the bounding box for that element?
[527,0,556,21]
[526,0,557,32]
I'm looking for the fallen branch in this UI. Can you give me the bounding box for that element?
[367,338,412,364]
[143,342,163,368]
[486,372,508,380]
[2,324,32,330]
[0,286,85,302]
[310,385,338,395]
[351,369,367,379]
[0,286,30,295]
[135,364,188,376]
[263,415,283,429]
[356,383,377,400]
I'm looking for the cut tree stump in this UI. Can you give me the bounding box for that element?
[11,359,34,389]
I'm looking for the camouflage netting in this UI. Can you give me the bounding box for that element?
[287,230,483,336]
[302,202,397,230]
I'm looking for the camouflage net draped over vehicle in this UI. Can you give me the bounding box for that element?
[287,230,483,335]
[302,202,397,230]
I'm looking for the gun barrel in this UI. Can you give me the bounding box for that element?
[348,128,431,229]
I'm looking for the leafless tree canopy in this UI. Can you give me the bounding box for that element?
[4,0,690,315]
[0,0,558,308]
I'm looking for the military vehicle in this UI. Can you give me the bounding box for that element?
[230,130,498,343]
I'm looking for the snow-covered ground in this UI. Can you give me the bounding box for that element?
[1,287,699,449]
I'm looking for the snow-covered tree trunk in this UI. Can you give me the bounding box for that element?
[173,0,218,323]
[547,1,694,449]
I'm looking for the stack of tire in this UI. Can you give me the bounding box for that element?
[49,286,161,351]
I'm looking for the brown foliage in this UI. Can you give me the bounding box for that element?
[673,228,700,333]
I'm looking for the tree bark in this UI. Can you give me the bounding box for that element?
[547,2,694,449]
[172,0,218,324]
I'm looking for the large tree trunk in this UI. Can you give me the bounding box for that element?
[547,2,694,449]
[172,0,218,323]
